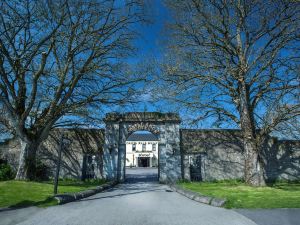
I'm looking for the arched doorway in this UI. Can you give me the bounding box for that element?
[125,130,159,182]
[102,112,182,183]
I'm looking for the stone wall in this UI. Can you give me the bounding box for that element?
[181,129,300,181]
[181,129,245,181]
[41,128,105,179]
[1,126,299,182]
[263,139,300,181]
[0,128,105,180]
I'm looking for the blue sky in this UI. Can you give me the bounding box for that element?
[1,0,298,141]
[120,1,221,128]
[114,0,174,113]
[112,1,220,128]
[130,0,168,62]
[0,1,178,142]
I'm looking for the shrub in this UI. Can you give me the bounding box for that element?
[0,159,15,181]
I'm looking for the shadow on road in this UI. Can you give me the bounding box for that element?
[125,167,159,184]
[78,168,165,202]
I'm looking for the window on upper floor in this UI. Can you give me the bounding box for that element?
[152,143,156,151]
[142,143,146,151]
[132,144,136,151]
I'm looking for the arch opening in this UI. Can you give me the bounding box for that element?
[125,130,159,182]
[103,112,182,183]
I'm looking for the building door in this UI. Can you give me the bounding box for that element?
[190,155,202,181]
[138,157,150,167]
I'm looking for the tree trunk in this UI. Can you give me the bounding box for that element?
[244,138,266,186]
[238,81,266,186]
[15,139,39,180]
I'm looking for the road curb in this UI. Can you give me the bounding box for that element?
[54,180,118,204]
[169,184,226,207]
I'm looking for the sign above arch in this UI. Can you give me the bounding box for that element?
[128,122,160,135]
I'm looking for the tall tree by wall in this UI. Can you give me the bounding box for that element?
[161,0,300,186]
[0,0,146,180]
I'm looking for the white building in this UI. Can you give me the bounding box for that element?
[126,133,158,167]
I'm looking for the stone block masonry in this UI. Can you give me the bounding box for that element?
[1,112,299,182]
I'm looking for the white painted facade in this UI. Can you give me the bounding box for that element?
[125,141,158,167]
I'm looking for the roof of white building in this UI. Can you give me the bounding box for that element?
[127,133,158,141]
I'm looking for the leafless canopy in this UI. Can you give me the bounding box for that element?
[161,0,300,185]
[162,0,300,137]
[0,0,146,142]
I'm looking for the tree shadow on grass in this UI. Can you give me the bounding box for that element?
[43,180,106,188]
[267,182,300,191]
[0,197,58,212]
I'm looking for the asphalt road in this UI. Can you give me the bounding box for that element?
[235,209,300,225]
[0,168,299,225]
[0,168,256,225]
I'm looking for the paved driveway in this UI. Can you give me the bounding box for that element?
[0,168,257,225]
[235,209,300,225]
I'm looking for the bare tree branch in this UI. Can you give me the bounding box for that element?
[160,0,300,186]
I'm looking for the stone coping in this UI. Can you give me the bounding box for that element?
[54,180,118,204]
[104,112,181,123]
[169,184,226,207]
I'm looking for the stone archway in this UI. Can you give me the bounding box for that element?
[103,112,182,183]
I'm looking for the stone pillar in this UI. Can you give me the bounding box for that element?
[182,154,191,181]
[117,122,129,182]
[163,123,182,183]
[103,122,119,180]
[158,143,167,182]
[118,143,126,181]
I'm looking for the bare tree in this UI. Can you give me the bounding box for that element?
[0,0,146,180]
[161,0,300,186]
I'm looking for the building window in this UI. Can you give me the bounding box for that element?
[152,143,156,151]
[132,144,136,151]
[142,143,146,151]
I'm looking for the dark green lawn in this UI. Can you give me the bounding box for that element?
[179,181,300,209]
[0,179,105,208]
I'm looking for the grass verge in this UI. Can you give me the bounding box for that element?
[0,179,105,208]
[179,180,300,209]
